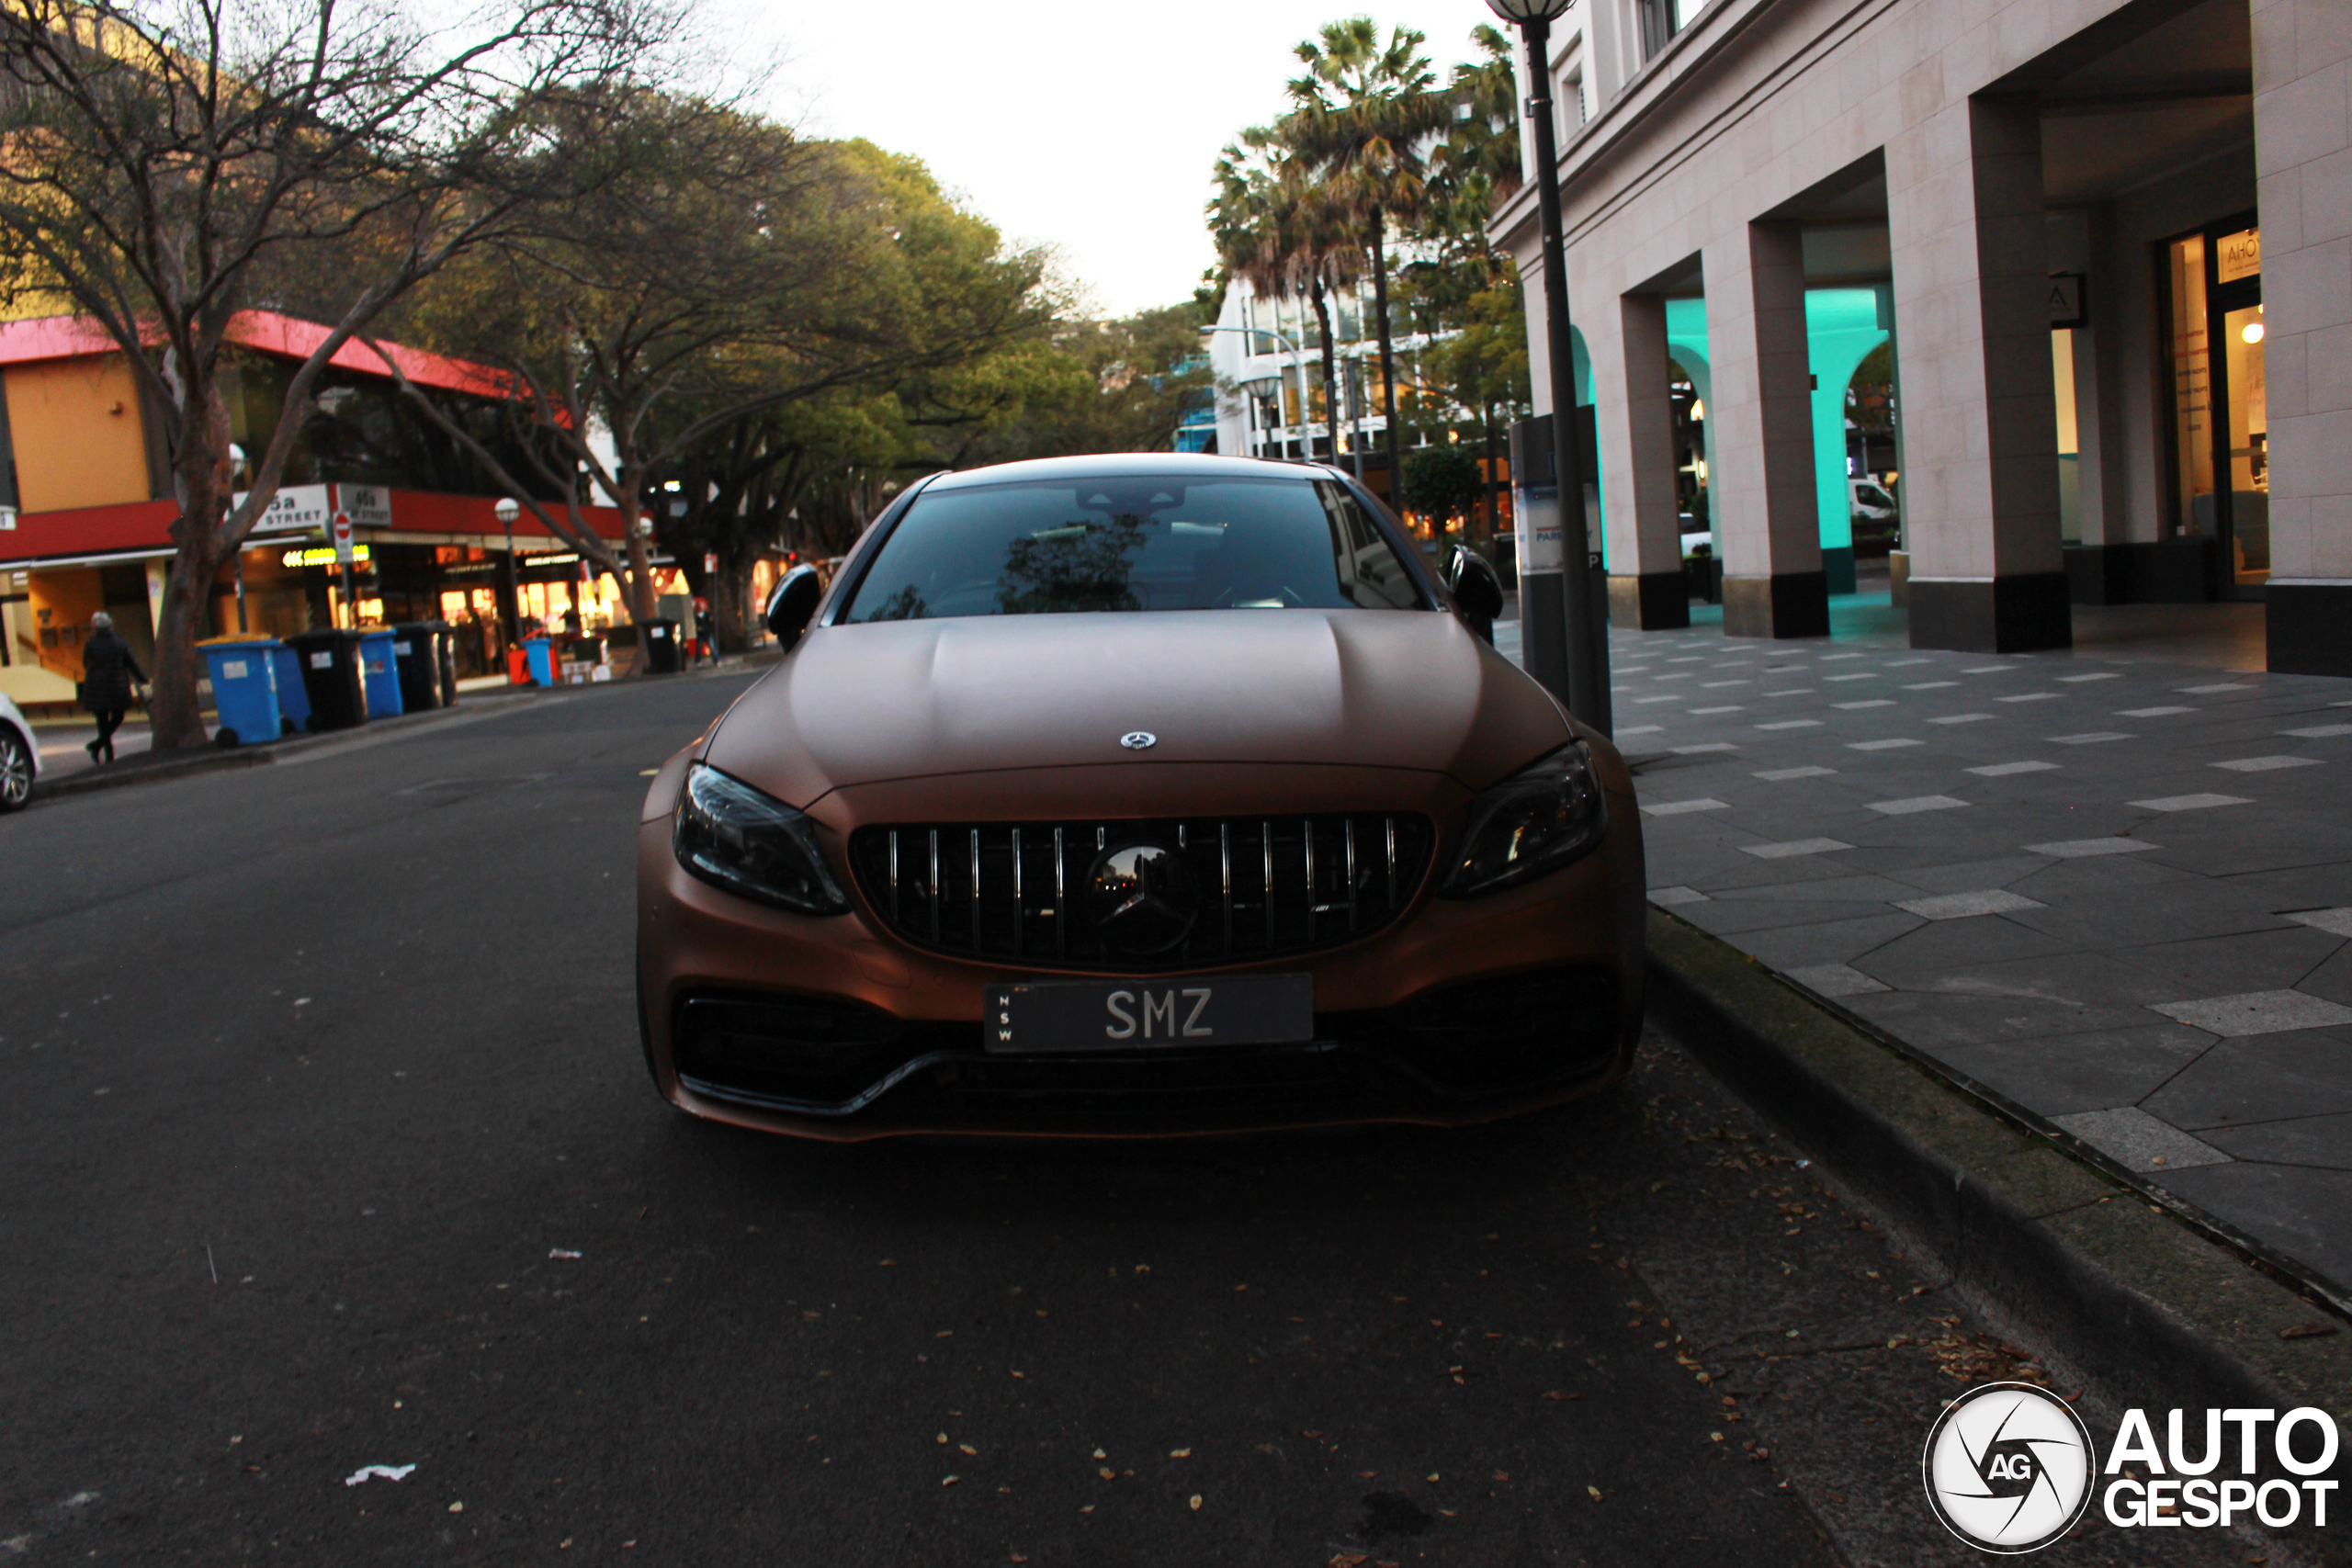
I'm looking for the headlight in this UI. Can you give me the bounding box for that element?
[1439,742,1609,897]
[673,764,850,915]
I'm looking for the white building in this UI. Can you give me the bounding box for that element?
[1207,277,1441,486]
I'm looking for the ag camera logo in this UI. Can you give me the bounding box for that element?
[1922,1382,2096,1553]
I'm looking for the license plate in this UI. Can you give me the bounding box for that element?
[983,975,1314,1054]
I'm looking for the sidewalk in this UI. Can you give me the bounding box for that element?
[1543,595,2352,1301]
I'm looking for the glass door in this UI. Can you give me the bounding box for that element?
[2208,224,2265,597]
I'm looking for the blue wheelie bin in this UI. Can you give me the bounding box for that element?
[197,636,284,747]
[356,628,404,717]
[271,645,312,732]
[523,635,554,686]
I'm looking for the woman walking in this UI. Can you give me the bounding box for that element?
[80,611,144,764]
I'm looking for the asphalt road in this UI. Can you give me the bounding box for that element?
[0,674,2258,1566]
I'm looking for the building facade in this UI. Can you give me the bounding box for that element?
[1491,0,2350,673]
[0,312,635,706]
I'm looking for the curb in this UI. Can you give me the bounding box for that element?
[1645,905,2352,1423]
[29,659,774,805]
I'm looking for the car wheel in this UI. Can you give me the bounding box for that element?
[0,728,32,812]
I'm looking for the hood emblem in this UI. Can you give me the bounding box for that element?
[1085,841,1198,953]
[1119,731,1157,750]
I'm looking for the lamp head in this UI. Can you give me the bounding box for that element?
[494,497,520,525]
[1485,0,1574,21]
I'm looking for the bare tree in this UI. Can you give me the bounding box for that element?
[0,0,677,749]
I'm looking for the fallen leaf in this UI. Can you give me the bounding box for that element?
[1098,1468,1115,1481]
[959,1445,977,1456]
[1188,1494,1203,1511]
[2279,1322,2340,1340]
[1169,1449,1191,1459]
[1587,1486,1603,1503]
[942,1475,960,1487]
[447,1502,464,1514]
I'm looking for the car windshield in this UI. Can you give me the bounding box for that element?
[840,475,1424,622]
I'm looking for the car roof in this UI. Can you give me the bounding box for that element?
[921,452,1329,492]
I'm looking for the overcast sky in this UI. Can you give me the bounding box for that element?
[750,2,1499,318]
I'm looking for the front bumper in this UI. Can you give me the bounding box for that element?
[635,759,1646,1140]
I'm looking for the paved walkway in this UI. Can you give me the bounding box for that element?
[1508,592,2352,1299]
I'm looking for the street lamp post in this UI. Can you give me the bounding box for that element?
[494,497,521,648]
[1486,0,1611,734]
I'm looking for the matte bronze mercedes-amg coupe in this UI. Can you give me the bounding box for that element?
[636,453,1645,1138]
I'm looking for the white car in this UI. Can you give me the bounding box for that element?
[0,692,38,812]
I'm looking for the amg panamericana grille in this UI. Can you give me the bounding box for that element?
[848,814,1435,971]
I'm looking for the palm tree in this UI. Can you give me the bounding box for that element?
[1208,130,1364,463]
[1280,19,1453,489]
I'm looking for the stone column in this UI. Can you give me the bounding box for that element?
[1594,291,1690,628]
[1703,220,1828,637]
[1885,95,2069,651]
[2258,0,2352,675]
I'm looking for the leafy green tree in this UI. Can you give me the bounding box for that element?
[1401,443,1485,542]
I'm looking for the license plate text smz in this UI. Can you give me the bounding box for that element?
[1105,987,1215,1040]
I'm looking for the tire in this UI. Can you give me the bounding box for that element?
[0,728,31,813]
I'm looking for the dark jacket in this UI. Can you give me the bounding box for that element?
[81,626,144,712]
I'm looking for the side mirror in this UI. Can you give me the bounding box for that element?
[765,564,823,651]
[1444,544,1504,637]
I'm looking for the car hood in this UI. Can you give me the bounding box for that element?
[705,609,1570,807]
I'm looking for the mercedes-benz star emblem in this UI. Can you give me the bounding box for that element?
[1921,1382,2095,1553]
[1119,731,1157,750]
[1084,841,1198,954]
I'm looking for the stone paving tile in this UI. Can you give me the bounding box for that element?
[1854,945,2176,1007]
[1780,963,1891,997]
[2105,927,2350,997]
[1733,912,1928,970]
[2157,1164,2352,1288]
[2126,792,2256,812]
[2001,887,2298,948]
[2140,1029,2352,1128]
[1740,837,1854,859]
[2281,907,2352,938]
[2052,1107,2233,1172]
[2136,821,2352,877]
[2006,852,2206,897]
[1841,989,2169,1050]
[1647,884,1709,907]
[1890,854,2064,895]
[1939,1023,2216,1117]
[2214,863,2352,910]
[2153,989,2352,1036]
[1891,889,2043,919]
[1674,897,1913,939]
[2199,1111,2352,1170]
[2297,945,2352,1010]
[1706,871,1930,906]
